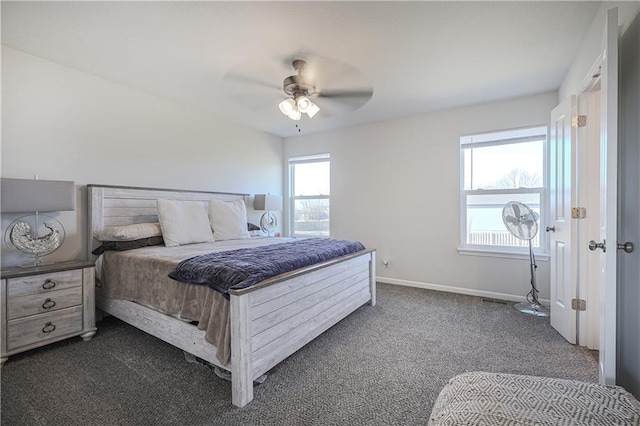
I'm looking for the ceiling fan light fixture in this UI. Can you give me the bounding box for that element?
[296,95,311,112]
[278,98,296,115]
[306,102,320,118]
[279,60,323,121]
[287,108,302,120]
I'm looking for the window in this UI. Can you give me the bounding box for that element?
[460,126,547,254]
[289,154,330,237]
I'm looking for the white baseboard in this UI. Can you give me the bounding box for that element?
[376,276,550,305]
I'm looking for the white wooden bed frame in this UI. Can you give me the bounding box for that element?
[88,184,376,407]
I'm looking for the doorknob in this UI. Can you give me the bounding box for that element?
[617,242,634,253]
[589,239,606,252]
[545,226,556,232]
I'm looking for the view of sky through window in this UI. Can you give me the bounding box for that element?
[294,161,330,196]
[464,140,544,190]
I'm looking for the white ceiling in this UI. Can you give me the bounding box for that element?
[1,1,601,138]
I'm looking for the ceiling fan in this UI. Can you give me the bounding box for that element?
[223,56,374,120]
[278,60,321,120]
[278,59,374,121]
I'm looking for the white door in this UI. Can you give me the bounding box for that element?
[577,88,602,351]
[593,7,619,385]
[549,96,578,344]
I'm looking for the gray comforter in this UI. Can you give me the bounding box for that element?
[168,238,365,298]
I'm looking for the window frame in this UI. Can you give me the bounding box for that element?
[288,153,330,238]
[459,126,549,259]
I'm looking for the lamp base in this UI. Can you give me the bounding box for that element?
[514,302,550,317]
[260,211,277,237]
[4,215,65,266]
[18,258,55,268]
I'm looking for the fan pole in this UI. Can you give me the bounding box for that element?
[502,201,549,317]
[529,241,538,303]
[513,239,549,317]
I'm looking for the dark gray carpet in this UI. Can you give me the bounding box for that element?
[1,283,598,426]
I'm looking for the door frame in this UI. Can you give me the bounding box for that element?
[598,7,619,385]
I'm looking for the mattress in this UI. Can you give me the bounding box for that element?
[98,237,295,365]
[429,371,640,425]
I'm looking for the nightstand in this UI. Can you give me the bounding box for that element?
[0,260,96,366]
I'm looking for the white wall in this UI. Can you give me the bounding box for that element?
[1,47,283,267]
[284,92,557,300]
[560,1,640,99]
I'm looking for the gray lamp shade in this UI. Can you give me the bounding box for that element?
[1,178,76,213]
[253,194,282,211]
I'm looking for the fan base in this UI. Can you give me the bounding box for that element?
[514,302,550,317]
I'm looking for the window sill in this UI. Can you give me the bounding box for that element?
[457,247,550,261]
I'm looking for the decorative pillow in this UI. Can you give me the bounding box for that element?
[157,199,214,247]
[91,236,164,255]
[248,223,262,237]
[209,199,250,241]
[95,222,162,241]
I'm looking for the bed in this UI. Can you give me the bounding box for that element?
[88,184,376,408]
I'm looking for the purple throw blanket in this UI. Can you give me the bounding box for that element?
[168,238,366,298]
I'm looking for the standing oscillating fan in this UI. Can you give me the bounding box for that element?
[502,201,550,317]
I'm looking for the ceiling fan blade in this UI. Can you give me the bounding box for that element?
[312,89,374,115]
[311,96,365,116]
[315,89,373,99]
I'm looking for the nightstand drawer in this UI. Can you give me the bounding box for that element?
[7,287,82,320]
[7,306,83,350]
[7,270,82,298]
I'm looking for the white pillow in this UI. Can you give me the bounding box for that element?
[95,222,162,241]
[156,199,214,247]
[209,199,250,241]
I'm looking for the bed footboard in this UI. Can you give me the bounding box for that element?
[230,250,376,407]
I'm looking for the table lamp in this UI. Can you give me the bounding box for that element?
[253,194,282,237]
[1,177,76,266]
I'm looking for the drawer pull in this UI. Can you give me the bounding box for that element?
[42,298,56,310]
[42,322,56,334]
[42,279,56,290]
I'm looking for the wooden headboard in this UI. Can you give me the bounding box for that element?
[87,184,248,258]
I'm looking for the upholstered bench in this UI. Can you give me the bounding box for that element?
[429,371,640,425]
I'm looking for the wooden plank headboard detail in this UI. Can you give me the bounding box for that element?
[87,184,249,258]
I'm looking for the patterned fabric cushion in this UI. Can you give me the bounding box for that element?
[429,371,640,425]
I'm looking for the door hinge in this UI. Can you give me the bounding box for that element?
[571,298,587,311]
[572,115,587,127]
[571,207,587,219]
